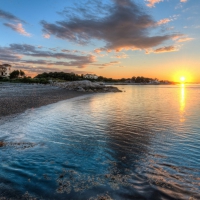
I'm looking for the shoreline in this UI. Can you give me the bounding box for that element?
[0,83,90,119]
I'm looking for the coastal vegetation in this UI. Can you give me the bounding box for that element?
[34,72,170,84]
[10,70,25,79]
[0,64,171,84]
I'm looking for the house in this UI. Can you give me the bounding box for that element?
[0,64,11,77]
[83,74,98,79]
[149,79,160,84]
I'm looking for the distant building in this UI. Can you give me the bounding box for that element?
[83,74,98,79]
[0,64,11,77]
[149,79,160,84]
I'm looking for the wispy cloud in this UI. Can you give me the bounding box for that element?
[157,18,171,25]
[93,61,120,69]
[0,44,96,69]
[0,9,30,37]
[43,33,50,39]
[177,37,194,42]
[154,45,178,53]
[0,47,22,62]
[146,0,163,8]
[4,23,31,37]
[41,0,180,52]
[146,0,187,8]
[112,52,128,59]
[0,9,25,23]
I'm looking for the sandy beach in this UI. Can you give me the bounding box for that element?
[0,83,86,118]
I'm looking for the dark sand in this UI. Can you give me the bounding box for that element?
[0,83,86,118]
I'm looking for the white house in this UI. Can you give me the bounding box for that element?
[83,74,98,79]
[149,79,160,84]
[0,64,11,77]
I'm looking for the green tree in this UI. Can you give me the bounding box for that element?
[19,70,25,77]
[10,70,20,79]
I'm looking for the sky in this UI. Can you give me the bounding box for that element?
[0,0,199,82]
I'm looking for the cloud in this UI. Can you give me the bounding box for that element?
[20,59,94,68]
[0,9,30,37]
[11,64,91,77]
[157,18,171,25]
[93,61,120,69]
[8,44,96,67]
[41,0,179,52]
[177,37,194,42]
[43,33,50,39]
[0,47,22,62]
[112,52,128,59]
[180,0,187,2]
[61,49,86,55]
[4,23,31,37]
[0,9,25,23]
[0,44,96,69]
[146,0,163,8]
[153,45,178,53]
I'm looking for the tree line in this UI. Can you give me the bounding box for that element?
[1,64,168,84]
[35,72,160,83]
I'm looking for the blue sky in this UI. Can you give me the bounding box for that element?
[0,0,199,82]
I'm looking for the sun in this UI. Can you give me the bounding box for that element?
[180,76,186,82]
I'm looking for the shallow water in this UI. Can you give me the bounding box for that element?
[0,84,200,200]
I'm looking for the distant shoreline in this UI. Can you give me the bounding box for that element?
[105,82,175,85]
[105,82,197,85]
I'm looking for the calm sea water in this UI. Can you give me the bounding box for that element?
[0,85,200,200]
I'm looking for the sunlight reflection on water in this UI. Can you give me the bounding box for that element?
[180,84,186,122]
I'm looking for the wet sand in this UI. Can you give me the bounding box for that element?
[0,83,87,118]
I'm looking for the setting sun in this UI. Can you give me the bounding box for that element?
[180,76,186,82]
[173,70,193,83]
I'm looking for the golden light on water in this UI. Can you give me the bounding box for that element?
[180,84,185,122]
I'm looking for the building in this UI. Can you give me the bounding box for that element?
[0,64,11,77]
[83,74,98,79]
[149,79,160,84]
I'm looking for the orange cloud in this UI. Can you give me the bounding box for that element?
[154,45,178,53]
[177,37,194,42]
[146,0,163,7]
[94,48,111,54]
[157,18,171,25]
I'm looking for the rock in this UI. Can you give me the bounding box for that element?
[52,80,122,93]
[76,87,85,92]
[0,141,5,147]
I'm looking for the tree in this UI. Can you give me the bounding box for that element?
[10,70,25,79]
[131,76,136,82]
[10,70,20,79]
[19,70,25,77]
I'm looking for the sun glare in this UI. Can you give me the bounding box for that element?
[173,70,193,83]
[180,76,186,82]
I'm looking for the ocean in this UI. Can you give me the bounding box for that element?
[0,84,200,200]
